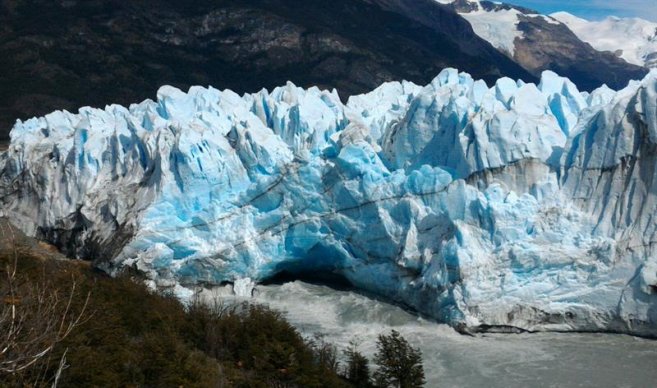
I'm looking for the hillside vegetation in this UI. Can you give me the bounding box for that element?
[0,251,352,387]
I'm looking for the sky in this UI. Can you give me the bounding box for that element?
[505,0,657,22]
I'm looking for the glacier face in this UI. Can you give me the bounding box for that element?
[2,68,657,336]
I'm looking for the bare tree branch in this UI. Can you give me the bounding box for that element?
[0,221,90,386]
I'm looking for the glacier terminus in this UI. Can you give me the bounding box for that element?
[2,68,657,336]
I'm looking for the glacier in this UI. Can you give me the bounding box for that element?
[2,68,657,336]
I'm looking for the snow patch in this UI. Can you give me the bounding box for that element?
[458,3,523,56]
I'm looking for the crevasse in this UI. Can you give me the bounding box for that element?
[2,68,657,335]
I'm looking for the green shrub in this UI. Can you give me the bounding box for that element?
[185,300,350,387]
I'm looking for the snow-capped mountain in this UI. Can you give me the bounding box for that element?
[552,12,657,69]
[2,69,657,336]
[436,0,647,91]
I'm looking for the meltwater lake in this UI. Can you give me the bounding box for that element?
[208,281,657,388]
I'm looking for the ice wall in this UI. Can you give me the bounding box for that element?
[2,68,657,335]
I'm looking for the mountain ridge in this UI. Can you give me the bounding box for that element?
[2,0,650,143]
[0,0,534,141]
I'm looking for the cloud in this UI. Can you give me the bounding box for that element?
[507,0,657,22]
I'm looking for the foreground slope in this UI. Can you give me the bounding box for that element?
[0,233,348,387]
[2,69,657,336]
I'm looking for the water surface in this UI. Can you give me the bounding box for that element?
[210,281,657,387]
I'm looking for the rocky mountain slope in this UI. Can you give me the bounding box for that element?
[438,0,648,91]
[2,68,657,336]
[0,0,533,142]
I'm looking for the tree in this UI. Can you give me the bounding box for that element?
[343,341,371,387]
[372,330,425,388]
[309,333,340,375]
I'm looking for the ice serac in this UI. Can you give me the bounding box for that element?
[2,68,657,336]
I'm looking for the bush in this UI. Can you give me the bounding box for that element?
[373,330,425,388]
[185,300,350,387]
[41,272,224,387]
[0,253,350,387]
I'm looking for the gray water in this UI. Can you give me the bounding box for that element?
[209,281,657,388]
